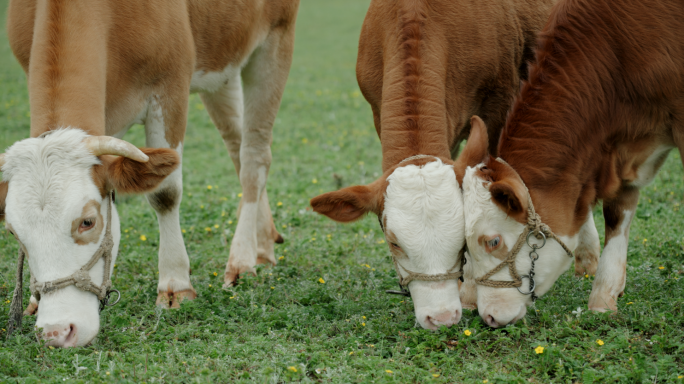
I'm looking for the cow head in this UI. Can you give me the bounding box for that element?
[458,120,575,328]
[0,129,179,346]
[310,117,488,330]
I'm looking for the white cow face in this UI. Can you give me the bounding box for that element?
[461,160,574,328]
[0,129,178,347]
[382,160,465,329]
[310,117,489,330]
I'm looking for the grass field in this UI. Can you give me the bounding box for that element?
[1,1,684,382]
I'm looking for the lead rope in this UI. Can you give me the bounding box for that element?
[6,248,25,339]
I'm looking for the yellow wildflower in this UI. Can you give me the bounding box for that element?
[362,316,366,319]
[659,266,665,270]
[140,235,147,241]
[349,351,354,355]
[464,330,472,336]
[106,372,110,375]
[277,201,283,207]
[279,256,285,261]
[213,272,218,276]
[535,346,544,354]
[271,286,275,290]
[214,224,219,229]
[483,381,489,383]
[627,302,634,305]
[385,370,393,374]
[585,274,589,278]
[207,185,212,190]
[432,373,440,378]
[228,220,233,224]
[238,193,243,198]
[200,205,205,209]
[282,224,287,229]
[596,339,604,346]
[205,227,211,232]
[312,178,318,184]
[362,322,366,327]
[302,138,309,144]
[287,366,297,372]
[182,229,186,233]
[318,278,325,284]
[209,284,212,288]
[377,239,385,244]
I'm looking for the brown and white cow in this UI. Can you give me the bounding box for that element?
[310,0,554,330]
[459,0,684,327]
[2,0,298,346]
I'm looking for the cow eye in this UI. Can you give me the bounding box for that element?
[80,218,96,231]
[485,236,502,252]
[390,242,401,250]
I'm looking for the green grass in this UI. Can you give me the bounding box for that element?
[1,1,683,382]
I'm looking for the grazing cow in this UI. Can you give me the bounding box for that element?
[459,0,684,327]
[310,0,554,330]
[2,0,298,346]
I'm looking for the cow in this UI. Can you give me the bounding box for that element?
[309,0,555,330]
[458,0,684,327]
[2,0,299,346]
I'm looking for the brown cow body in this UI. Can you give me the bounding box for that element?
[311,0,554,328]
[460,0,684,327]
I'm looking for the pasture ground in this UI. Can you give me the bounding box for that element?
[1,1,683,382]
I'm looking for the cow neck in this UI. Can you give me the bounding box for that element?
[28,0,109,138]
[497,40,615,237]
[378,0,451,172]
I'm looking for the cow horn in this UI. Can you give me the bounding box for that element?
[83,136,149,162]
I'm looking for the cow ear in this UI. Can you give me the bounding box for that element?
[489,179,528,223]
[99,148,180,194]
[310,181,384,223]
[0,181,7,222]
[454,116,489,185]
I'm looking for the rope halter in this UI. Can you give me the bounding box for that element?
[6,192,121,338]
[382,154,466,297]
[473,158,574,301]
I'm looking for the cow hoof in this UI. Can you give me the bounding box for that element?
[23,300,39,316]
[223,266,256,288]
[588,292,618,313]
[156,289,197,309]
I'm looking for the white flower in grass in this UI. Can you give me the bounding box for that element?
[572,307,583,318]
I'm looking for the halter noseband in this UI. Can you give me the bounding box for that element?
[6,191,121,338]
[473,158,574,301]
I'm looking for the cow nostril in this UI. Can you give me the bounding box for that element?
[485,315,499,328]
[63,324,78,347]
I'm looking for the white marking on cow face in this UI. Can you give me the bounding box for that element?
[462,165,575,327]
[2,129,120,346]
[383,159,464,329]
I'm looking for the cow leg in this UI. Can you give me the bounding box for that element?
[573,208,601,276]
[144,95,196,309]
[588,186,639,312]
[200,68,283,281]
[220,30,294,287]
